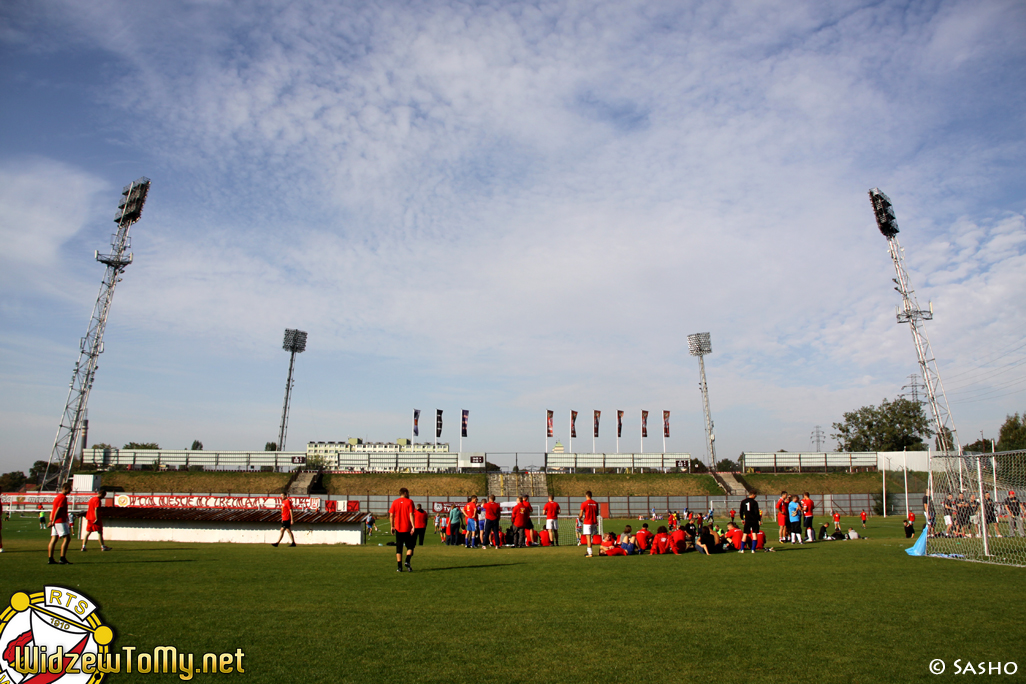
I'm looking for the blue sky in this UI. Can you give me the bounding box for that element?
[1,0,1024,472]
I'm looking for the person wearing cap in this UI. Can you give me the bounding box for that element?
[1002,491,1023,537]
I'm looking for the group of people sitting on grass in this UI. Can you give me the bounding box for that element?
[596,521,775,556]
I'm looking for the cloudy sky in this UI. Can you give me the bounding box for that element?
[1,0,1024,472]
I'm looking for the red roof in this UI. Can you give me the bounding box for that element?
[99,507,365,524]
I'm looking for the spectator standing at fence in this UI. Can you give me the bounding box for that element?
[580,491,600,557]
[482,495,502,548]
[413,504,428,547]
[543,495,561,546]
[776,491,789,543]
[47,484,73,565]
[1003,491,1023,537]
[739,491,761,553]
[81,488,112,552]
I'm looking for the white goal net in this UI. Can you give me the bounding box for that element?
[926,449,1026,567]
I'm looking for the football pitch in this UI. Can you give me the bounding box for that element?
[1,515,1023,683]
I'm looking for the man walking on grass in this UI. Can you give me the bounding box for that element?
[482,494,502,548]
[739,491,762,553]
[389,488,416,572]
[580,491,600,558]
[271,492,297,547]
[82,488,112,552]
[47,483,73,564]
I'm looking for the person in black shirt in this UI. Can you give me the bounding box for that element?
[1002,491,1023,537]
[903,519,915,538]
[923,491,936,536]
[738,491,761,553]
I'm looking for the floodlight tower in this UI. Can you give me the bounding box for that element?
[688,332,717,468]
[42,178,151,490]
[277,328,308,452]
[869,188,960,453]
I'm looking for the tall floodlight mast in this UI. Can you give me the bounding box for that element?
[687,332,717,468]
[42,178,151,490]
[869,188,960,453]
[277,329,308,452]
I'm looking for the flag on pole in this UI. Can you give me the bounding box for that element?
[461,410,469,438]
[617,410,623,438]
[413,409,420,437]
[546,410,553,437]
[642,410,649,438]
[571,410,578,438]
[593,410,600,438]
[436,409,443,438]
[663,410,670,438]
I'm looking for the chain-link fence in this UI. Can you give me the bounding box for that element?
[927,449,1026,567]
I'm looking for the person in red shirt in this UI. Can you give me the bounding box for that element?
[801,492,815,542]
[543,495,561,546]
[463,496,479,548]
[599,532,627,555]
[860,509,868,528]
[755,530,768,551]
[579,491,600,557]
[81,488,112,552]
[522,495,535,545]
[729,508,736,523]
[634,523,653,552]
[388,488,416,572]
[649,526,671,555]
[776,491,789,543]
[723,522,744,551]
[0,494,4,554]
[272,493,297,547]
[47,483,73,565]
[511,496,529,548]
[668,526,689,554]
[482,495,502,548]
[413,504,428,547]
[833,511,842,531]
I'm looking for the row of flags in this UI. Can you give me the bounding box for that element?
[547,410,670,438]
[413,409,470,438]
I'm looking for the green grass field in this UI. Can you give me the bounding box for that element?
[1,513,1022,683]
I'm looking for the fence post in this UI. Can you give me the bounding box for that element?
[798,453,802,473]
[773,453,777,474]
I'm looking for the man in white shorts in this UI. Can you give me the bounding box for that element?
[579,491,600,557]
[47,483,74,565]
[543,495,561,546]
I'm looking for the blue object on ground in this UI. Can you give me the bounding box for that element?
[905,527,928,556]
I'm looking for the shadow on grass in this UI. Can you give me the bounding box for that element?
[415,563,525,573]
[80,559,201,565]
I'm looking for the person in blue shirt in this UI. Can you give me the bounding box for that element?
[787,495,803,544]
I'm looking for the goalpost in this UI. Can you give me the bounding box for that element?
[530,515,603,546]
[926,449,1025,567]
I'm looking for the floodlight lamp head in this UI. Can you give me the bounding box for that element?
[283,328,308,353]
[687,332,712,356]
[114,177,151,224]
[868,188,899,239]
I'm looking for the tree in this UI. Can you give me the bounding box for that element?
[997,412,1026,451]
[28,460,49,484]
[123,442,160,450]
[963,437,995,454]
[831,397,933,452]
[265,442,278,452]
[715,458,737,472]
[190,440,203,451]
[90,443,114,451]
[934,426,954,452]
[0,471,27,492]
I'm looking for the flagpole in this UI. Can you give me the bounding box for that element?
[593,410,596,454]
[545,412,548,454]
[640,410,643,454]
[569,414,572,455]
